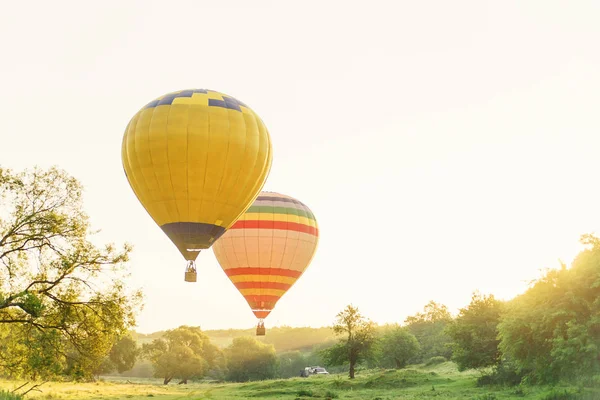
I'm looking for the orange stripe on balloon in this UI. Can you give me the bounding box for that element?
[231,220,318,236]
[234,282,292,290]
[225,268,302,278]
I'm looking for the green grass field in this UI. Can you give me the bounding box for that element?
[1,363,597,400]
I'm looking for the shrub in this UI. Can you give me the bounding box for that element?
[324,390,339,399]
[475,394,497,400]
[0,390,23,400]
[476,361,523,387]
[540,388,598,400]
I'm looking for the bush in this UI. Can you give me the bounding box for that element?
[476,375,496,387]
[475,395,497,400]
[225,337,277,382]
[425,356,446,366]
[575,374,600,388]
[540,388,598,400]
[0,390,23,400]
[541,389,580,400]
[476,361,523,387]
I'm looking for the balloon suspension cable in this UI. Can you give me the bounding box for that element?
[184,260,197,283]
[186,260,197,273]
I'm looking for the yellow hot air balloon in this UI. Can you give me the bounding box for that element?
[121,89,272,282]
[212,191,319,335]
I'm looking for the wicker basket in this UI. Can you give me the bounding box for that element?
[184,271,197,282]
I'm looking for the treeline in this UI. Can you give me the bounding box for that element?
[495,234,600,384]
[447,233,600,385]
[121,326,331,383]
[318,233,600,386]
[121,326,337,380]
[115,300,463,383]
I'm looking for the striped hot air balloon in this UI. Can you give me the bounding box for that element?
[212,191,319,335]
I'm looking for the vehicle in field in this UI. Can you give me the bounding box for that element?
[300,366,329,377]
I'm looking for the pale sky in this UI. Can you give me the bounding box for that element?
[1,1,599,333]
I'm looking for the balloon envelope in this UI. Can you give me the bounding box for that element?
[212,191,319,319]
[122,89,272,262]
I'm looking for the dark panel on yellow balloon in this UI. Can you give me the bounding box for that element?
[160,222,226,261]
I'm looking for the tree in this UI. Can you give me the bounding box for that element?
[98,335,139,375]
[143,325,221,384]
[225,336,277,382]
[498,234,600,383]
[0,324,64,380]
[380,326,420,369]
[445,292,503,371]
[404,301,453,362]
[0,166,142,380]
[277,351,308,378]
[322,305,377,379]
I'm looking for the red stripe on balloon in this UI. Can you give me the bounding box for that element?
[225,268,302,278]
[243,295,281,304]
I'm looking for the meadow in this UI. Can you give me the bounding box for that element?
[1,362,597,400]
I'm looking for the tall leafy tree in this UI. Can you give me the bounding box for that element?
[225,336,277,382]
[446,292,503,371]
[379,325,420,369]
[498,234,600,383]
[277,351,308,378]
[143,325,221,384]
[0,166,142,380]
[322,305,377,379]
[98,335,139,375]
[404,301,453,361]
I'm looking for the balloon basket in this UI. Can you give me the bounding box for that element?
[184,261,197,283]
[256,320,266,336]
[184,271,197,282]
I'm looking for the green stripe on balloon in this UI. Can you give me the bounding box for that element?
[246,205,316,220]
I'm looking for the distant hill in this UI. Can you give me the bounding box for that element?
[131,325,336,353]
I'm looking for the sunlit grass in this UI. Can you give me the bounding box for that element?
[0,362,597,399]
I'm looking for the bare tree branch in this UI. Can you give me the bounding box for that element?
[20,381,48,396]
[11,381,29,393]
